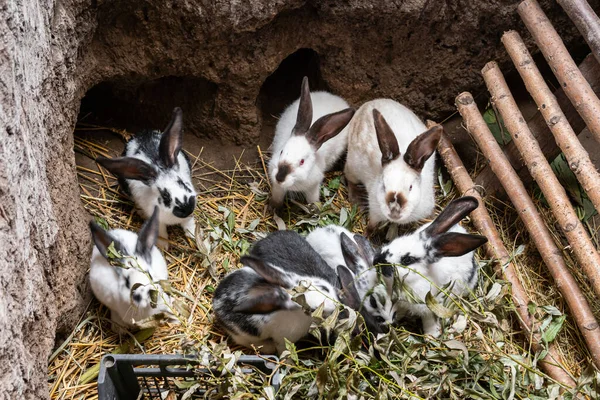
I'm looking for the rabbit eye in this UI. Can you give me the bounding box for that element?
[299,159,305,166]
[409,184,413,191]
[400,254,418,265]
[375,316,385,324]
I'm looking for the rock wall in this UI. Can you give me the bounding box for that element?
[0,0,592,397]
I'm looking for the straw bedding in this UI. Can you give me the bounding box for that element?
[47,127,599,399]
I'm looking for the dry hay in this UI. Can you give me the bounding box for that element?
[47,128,600,399]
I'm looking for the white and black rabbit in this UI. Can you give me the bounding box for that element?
[344,99,442,235]
[212,230,341,354]
[374,196,488,337]
[306,225,395,333]
[89,206,178,331]
[268,77,355,209]
[96,107,197,246]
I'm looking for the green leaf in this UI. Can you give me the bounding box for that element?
[339,207,348,226]
[316,363,328,395]
[107,242,124,262]
[425,292,456,318]
[527,301,537,316]
[483,106,510,145]
[540,305,562,316]
[541,315,566,343]
[248,218,261,231]
[328,176,341,190]
[445,339,469,366]
[227,210,235,232]
[149,289,159,308]
[94,216,109,230]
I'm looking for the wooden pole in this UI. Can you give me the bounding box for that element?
[432,123,576,387]
[519,0,600,144]
[456,91,600,368]
[557,0,600,65]
[473,55,600,197]
[502,30,600,213]
[482,61,600,299]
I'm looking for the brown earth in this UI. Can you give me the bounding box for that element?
[1,0,596,398]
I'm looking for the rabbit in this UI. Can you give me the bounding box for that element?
[95,107,197,247]
[306,225,395,333]
[374,196,488,337]
[89,206,179,331]
[268,76,355,209]
[344,99,442,236]
[212,230,341,354]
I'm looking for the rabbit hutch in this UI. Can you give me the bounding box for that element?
[2,0,600,398]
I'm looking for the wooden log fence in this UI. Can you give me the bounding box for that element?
[432,123,576,387]
[482,61,600,299]
[473,55,600,197]
[501,30,600,213]
[455,92,600,368]
[519,0,600,144]
[557,0,600,65]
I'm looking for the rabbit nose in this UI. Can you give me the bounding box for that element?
[276,163,291,183]
[173,196,196,218]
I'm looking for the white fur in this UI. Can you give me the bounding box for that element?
[345,99,436,228]
[269,92,350,205]
[125,139,196,244]
[214,266,338,354]
[89,229,174,330]
[306,226,395,325]
[381,223,478,336]
[269,262,339,315]
[305,225,351,272]
[228,296,313,355]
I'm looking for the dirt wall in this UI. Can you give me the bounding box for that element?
[0,0,592,397]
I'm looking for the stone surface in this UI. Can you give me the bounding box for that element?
[0,0,594,398]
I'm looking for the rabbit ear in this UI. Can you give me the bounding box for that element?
[136,206,160,260]
[90,221,123,259]
[373,109,400,166]
[159,107,184,168]
[293,77,313,135]
[233,283,293,314]
[431,232,488,258]
[337,264,361,311]
[424,196,479,237]
[240,256,291,288]
[353,234,375,264]
[96,156,157,182]
[306,108,355,150]
[340,233,362,274]
[403,125,442,172]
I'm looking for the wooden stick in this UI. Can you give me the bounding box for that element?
[519,0,600,144]
[482,61,600,298]
[474,55,600,197]
[557,0,600,65]
[456,91,600,368]
[431,122,576,387]
[502,30,600,213]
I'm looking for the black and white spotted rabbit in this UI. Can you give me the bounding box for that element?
[96,108,197,247]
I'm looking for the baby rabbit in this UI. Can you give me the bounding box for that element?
[374,196,488,337]
[268,77,355,209]
[344,99,442,235]
[89,206,178,331]
[96,107,197,246]
[213,230,340,354]
[306,225,395,333]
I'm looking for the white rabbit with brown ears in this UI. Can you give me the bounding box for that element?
[344,99,442,236]
[268,77,355,209]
